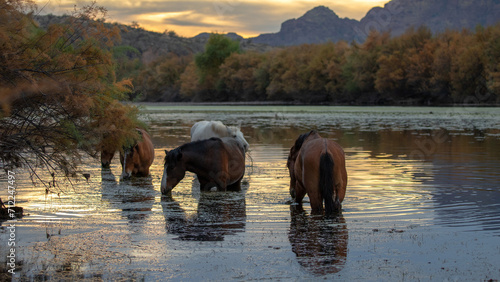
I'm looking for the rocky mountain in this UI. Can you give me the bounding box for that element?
[252,0,500,46]
[360,0,500,38]
[252,6,359,46]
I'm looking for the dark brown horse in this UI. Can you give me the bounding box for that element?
[120,128,155,179]
[101,148,115,168]
[160,137,245,194]
[287,130,347,214]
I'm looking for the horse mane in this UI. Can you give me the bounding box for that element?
[294,130,317,152]
[165,147,182,166]
[226,126,240,136]
[165,138,222,165]
[210,121,232,137]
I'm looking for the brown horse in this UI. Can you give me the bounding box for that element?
[287,130,347,214]
[101,148,115,168]
[160,137,245,194]
[120,128,155,179]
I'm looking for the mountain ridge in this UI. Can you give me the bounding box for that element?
[249,0,500,46]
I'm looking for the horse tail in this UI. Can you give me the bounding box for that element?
[319,152,335,215]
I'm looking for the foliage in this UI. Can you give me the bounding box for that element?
[0,0,142,179]
[31,14,500,105]
[134,53,192,101]
[170,26,500,104]
[195,33,241,83]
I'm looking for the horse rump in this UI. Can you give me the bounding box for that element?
[319,152,336,215]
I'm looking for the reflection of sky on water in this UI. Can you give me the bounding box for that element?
[1,106,500,280]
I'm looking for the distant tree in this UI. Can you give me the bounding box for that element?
[134,54,192,101]
[179,61,200,99]
[485,24,500,102]
[448,29,488,103]
[194,33,240,100]
[130,21,141,29]
[0,0,142,179]
[218,52,266,101]
[375,27,433,103]
[113,45,142,81]
[342,31,389,102]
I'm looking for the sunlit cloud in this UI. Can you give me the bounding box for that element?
[35,0,389,38]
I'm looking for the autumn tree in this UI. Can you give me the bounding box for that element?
[134,53,192,101]
[375,26,434,103]
[0,0,142,179]
[218,52,266,101]
[342,31,389,103]
[484,24,500,102]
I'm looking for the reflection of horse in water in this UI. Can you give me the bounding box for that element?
[161,137,245,194]
[161,192,246,241]
[191,120,249,153]
[289,205,348,275]
[287,130,347,215]
[101,169,155,223]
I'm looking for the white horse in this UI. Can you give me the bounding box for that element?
[190,121,249,152]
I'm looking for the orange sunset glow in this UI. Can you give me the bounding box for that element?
[35,0,389,37]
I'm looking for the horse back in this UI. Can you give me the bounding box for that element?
[191,120,228,141]
[136,128,155,168]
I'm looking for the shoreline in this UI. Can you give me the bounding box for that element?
[132,101,500,107]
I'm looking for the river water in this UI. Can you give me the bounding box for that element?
[1,105,500,280]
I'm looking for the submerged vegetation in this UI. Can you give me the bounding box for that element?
[0,0,142,178]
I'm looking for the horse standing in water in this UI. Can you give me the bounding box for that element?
[120,128,155,179]
[160,137,245,194]
[287,130,347,215]
[101,147,115,168]
[190,120,249,153]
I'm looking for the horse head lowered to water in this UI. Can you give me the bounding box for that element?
[120,128,155,179]
[287,130,347,215]
[190,120,249,153]
[160,137,245,194]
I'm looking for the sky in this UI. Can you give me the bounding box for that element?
[35,0,389,38]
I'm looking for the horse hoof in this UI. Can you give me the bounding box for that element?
[209,186,218,192]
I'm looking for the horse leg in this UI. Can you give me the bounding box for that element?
[308,190,324,215]
[227,177,242,192]
[334,184,342,212]
[294,180,306,204]
[198,177,215,191]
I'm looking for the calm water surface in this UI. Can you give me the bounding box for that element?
[1,106,500,281]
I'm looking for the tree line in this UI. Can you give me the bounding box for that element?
[132,26,500,105]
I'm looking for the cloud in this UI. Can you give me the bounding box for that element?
[35,0,389,38]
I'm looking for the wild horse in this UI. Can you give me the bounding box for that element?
[287,130,347,214]
[120,128,155,179]
[190,120,249,153]
[161,137,245,194]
